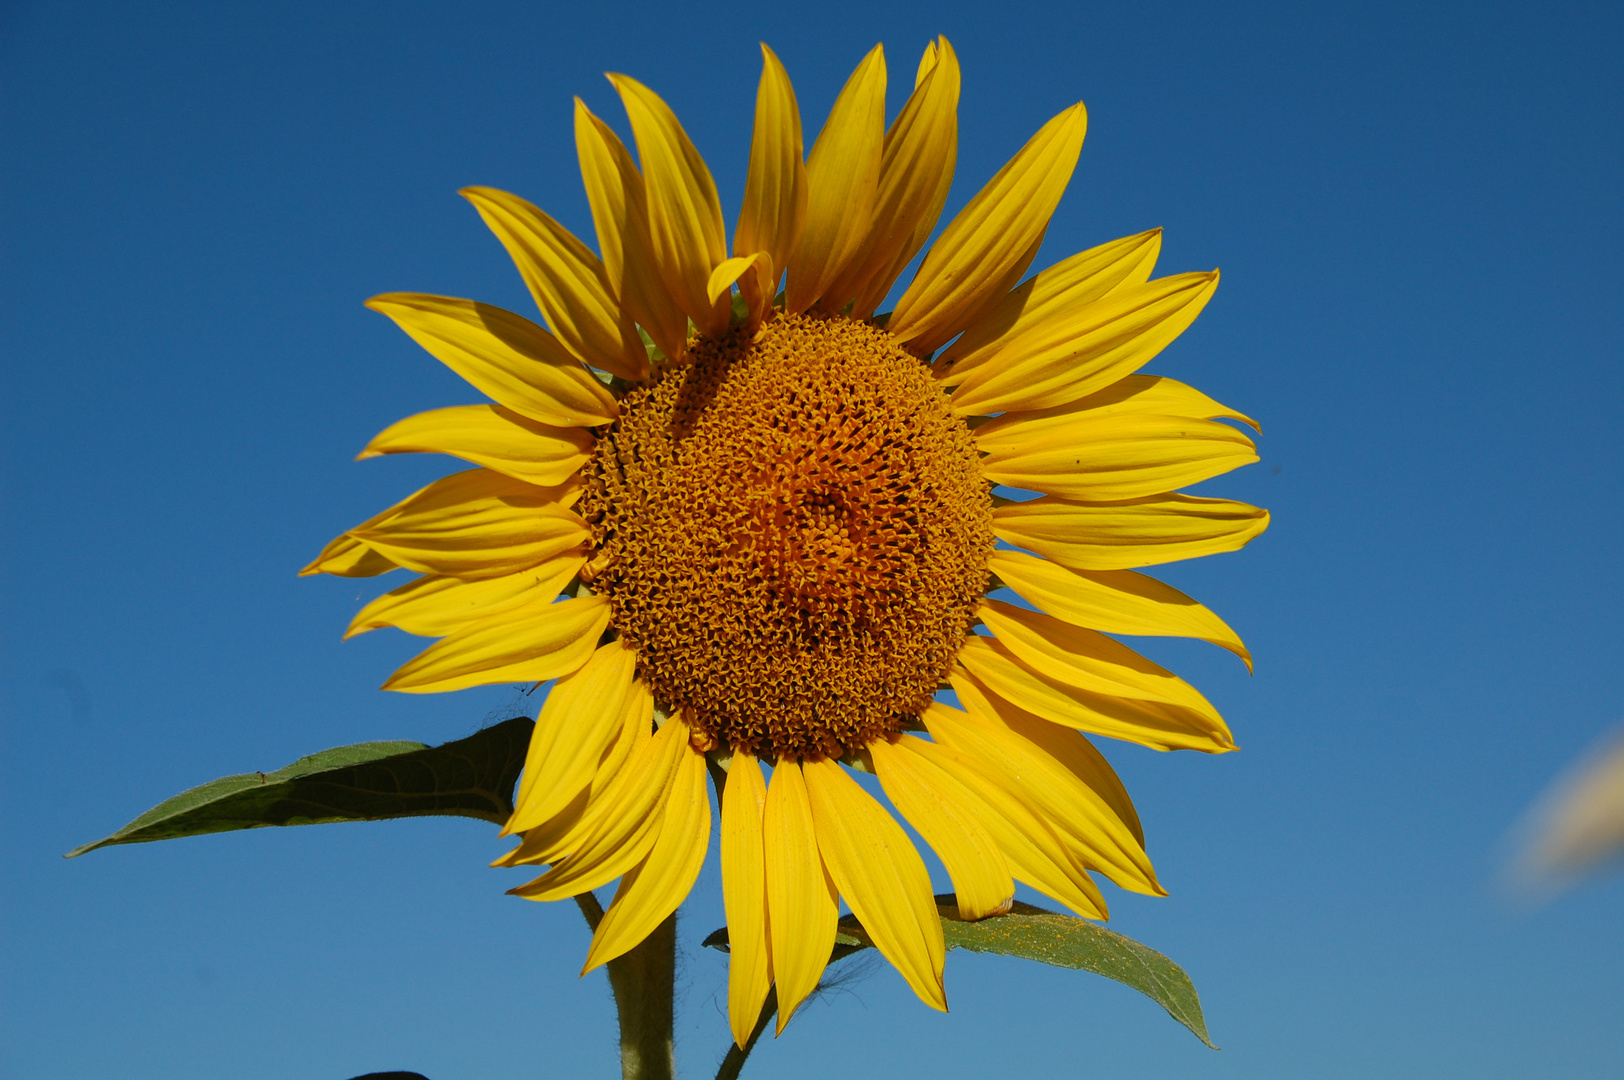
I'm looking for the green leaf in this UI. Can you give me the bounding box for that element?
[704,894,1215,1048]
[907,896,1216,1047]
[66,717,534,857]
[942,898,1214,1047]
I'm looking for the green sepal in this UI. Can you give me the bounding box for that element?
[66,717,534,857]
[701,925,868,967]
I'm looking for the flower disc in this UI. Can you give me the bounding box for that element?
[580,313,993,761]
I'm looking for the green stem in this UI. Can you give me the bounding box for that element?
[573,892,606,931]
[574,894,676,1080]
[601,910,677,1080]
[714,987,777,1080]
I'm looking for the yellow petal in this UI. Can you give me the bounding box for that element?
[492,793,589,869]
[935,230,1162,382]
[904,726,1107,918]
[946,683,1142,846]
[763,761,839,1034]
[508,639,639,834]
[359,404,593,489]
[607,74,731,338]
[979,413,1258,501]
[979,599,1226,717]
[949,271,1218,415]
[303,497,416,578]
[923,699,1161,896]
[584,736,711,972]
[300,530,397,578]
[720,752,773,1048]
[600,678,654,796]
[737,255,781,330]
[496,678,652,867]
[575,98,684,368]
[869,737,1012,920]
[954,635,1233,753]
[734,44,807,286]
[350,468,587,580]
[707,251,775,317]
[785,44,886,314]
[828,36,960,316]
[988,549,1251,669]
[459,186,644,380]
[345,553,584,639]
[974,373,1259,451]
[365,293,618,427]
[887,103,1087,354]
[508,709,687,900]
[382,593,610,694]
[803,757,946,1013]
[849,38,962,318]
[993,492,1269,570]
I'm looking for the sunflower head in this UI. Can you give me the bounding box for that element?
[581,311,993,762]
[304,36,1267,1048]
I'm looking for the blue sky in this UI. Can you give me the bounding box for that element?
[2,1,1621,1078]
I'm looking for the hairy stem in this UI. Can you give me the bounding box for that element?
[574,894,676,1080]
[605,912,677,1080]
[573,891,606,931]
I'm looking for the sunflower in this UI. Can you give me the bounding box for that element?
[303,38,1267,1047]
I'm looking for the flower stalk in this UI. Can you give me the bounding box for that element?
[578,895,677,1080]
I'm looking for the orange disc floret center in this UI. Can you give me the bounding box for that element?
[579,313,993,762]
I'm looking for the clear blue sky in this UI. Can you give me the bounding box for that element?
[3,1,1621,1077]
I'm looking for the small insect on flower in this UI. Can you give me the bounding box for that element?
[303,38,1267,1048]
